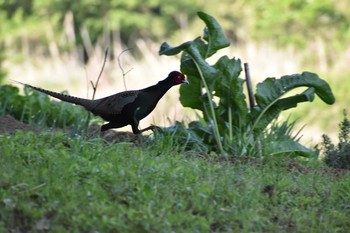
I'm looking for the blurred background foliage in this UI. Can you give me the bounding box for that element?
[1,0,349,64]
[0,0,349,143]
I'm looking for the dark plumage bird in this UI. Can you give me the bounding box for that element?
[14,71,188,134]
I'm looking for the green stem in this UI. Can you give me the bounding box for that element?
[188,57,224,155]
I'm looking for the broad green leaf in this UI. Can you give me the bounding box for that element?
[188,37,209,59]
[179,38,209,77]
[179,37,216,79]
[274,87,315,110]
[253,72,335,134]
[180,53,200,77]
[254,88,316,132]
[159,41,192,56]
[185,42,218,80]
[255,72,335,108]
[179,76,203,111]
[212,56,248,127]
[265,140,318,157]
[197,11,230,58]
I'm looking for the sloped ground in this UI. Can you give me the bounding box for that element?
[0,116,349,232]
[0,114,348,177]
[0,115,144,144]
[0,115,36,134]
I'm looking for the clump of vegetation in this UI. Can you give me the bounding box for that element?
[160,12,335,157]
[322,110,350,169]
[0,84,89,131]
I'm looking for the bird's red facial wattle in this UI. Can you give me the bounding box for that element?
[172,72,189,85]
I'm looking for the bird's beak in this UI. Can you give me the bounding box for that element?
[182,79,189,85]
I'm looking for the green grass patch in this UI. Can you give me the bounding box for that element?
[0,131,349,232]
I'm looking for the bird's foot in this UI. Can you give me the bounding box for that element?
[150,125,163,133]
[137,125,163,134]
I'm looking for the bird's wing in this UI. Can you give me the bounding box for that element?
[90,91,140,115]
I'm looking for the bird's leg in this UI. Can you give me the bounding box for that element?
[131,123,141,134]
[131,107,161,134]
[131,107,142,134]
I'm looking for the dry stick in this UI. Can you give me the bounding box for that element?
[117,48,134,91]
[244,63,262,157]
[244,63,255,109]
[90,48,109,100]
[84,48,109,135]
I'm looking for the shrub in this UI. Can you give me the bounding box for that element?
[322,110,350,169]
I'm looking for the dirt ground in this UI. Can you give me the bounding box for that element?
[0,115,34,134]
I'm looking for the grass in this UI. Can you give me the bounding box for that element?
[0,130,349,232]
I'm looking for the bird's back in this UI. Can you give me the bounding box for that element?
[88,90,140,121]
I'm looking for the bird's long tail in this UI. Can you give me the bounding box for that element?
[13,81,94,109]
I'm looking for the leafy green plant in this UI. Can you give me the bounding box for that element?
[159,12,335,157]
[0,84,89,130]
[262,118,313,157]
[322,110,350,169]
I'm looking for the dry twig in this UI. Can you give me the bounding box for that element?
[117,48,134,91]
[90,48,109,100]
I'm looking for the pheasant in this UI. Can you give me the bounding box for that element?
[14,71,188,134]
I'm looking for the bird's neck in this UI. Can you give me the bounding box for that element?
[144,80,173,97]
[157,79,174,90]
